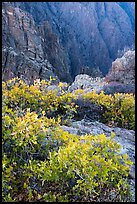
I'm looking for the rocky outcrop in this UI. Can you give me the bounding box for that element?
[105,50,135,84]
[68,48,135,95]
[104,50,135,94]
[61,119,135,201]
[68,74,105,93]
[2,2,135,81]
[68,49,135,94]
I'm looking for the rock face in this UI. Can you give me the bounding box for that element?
[2,2,135,82]
[2,3,71,83]
[61,119,135,201]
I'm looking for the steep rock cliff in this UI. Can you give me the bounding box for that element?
[2,2,135,82]
[9,2,135,76]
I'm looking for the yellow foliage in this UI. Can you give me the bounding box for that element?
[83,90,135,129]
[2,78,133,202]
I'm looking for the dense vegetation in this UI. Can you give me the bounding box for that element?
[83,90,135,130]
[2,78,134,202]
